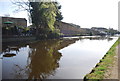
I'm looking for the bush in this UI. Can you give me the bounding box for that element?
[47,32,60,39]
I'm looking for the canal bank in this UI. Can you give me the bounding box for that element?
[84,37,120,80]
[2,36,36,43]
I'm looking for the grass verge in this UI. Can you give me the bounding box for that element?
[84,37,120,81]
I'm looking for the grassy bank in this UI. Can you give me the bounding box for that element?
[84,37,120,81]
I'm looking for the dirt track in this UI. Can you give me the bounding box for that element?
[118,44,120,81]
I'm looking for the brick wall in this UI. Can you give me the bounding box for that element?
[55,21,86,35]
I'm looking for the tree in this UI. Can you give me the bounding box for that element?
[54,2,63,21]
[29,1,62,39]
[12,0,63,39]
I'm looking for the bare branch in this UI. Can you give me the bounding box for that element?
[11,0,30,13]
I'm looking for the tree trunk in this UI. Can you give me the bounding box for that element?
[35,26,39,40]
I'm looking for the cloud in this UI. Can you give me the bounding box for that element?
[0,14,4,16]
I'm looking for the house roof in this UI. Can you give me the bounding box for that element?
[4,21,13,24]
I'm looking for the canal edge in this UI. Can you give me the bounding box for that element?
[83,37,120,81]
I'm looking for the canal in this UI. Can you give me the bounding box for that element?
[1,37,118,79]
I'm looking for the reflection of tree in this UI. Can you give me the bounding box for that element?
[27,39,78,79]
[12,64,28,79]
[27,40,63,79]
[7,39,78,79]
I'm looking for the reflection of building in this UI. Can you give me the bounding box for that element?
[2,17,27,28]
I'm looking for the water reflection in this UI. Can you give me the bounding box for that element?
[27,40,62,79]
[2,37,117,79]
[2,39,78,79]
[3,53,16,57]
[79,36,113,41]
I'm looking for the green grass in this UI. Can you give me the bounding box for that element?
[84,37,120,81]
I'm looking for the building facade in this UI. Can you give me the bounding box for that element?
[2,17,27,28]
[2,17,27,36]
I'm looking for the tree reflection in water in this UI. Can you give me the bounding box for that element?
[2,39,78,79]
[27,40,62,79]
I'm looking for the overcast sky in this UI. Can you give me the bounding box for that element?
[0,0,120,30]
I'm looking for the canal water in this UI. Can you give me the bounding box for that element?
[1,37,118,79]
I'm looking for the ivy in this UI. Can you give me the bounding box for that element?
[29,1,62,38]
